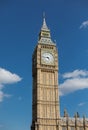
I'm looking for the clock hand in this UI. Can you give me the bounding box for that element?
[46,57,49,59]
[42,56,49,59]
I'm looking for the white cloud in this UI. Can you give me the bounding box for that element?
[0,90,12,102]
[63,69,88,78]
[0,68,22,102]
[0,91,11,102]
[80,20,88,29]
[0,68,22,84]
[78,102,86,107]
[59,69,88,96]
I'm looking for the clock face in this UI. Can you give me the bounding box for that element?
[41,52,54,64]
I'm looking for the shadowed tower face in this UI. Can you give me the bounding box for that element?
[31,17,60,130]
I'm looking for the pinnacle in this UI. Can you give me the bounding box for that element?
[41,17,49,31]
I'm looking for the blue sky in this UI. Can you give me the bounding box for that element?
[0,0,88,130]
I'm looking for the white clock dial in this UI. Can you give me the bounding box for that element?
[42,52,54,64]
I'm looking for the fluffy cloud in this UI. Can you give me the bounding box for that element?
[0,68,21,84]
[0,68,22,102]
[59,69,88,96]
[80,20,88,29]
[62,69,88,78]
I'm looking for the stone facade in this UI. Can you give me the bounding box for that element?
[31,17,88,130]
[60,116,88,130]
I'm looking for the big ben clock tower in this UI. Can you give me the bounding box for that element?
[31,17,60,130]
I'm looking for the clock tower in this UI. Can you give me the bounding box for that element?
[31,17,60,130]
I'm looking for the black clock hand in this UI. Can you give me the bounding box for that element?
[46,57,49,59]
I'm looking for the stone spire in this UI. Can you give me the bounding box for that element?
[41,16,49,31]
[38,15,54,44]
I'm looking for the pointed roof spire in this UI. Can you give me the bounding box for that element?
[38,14,55,44]
[41,13,49,31]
